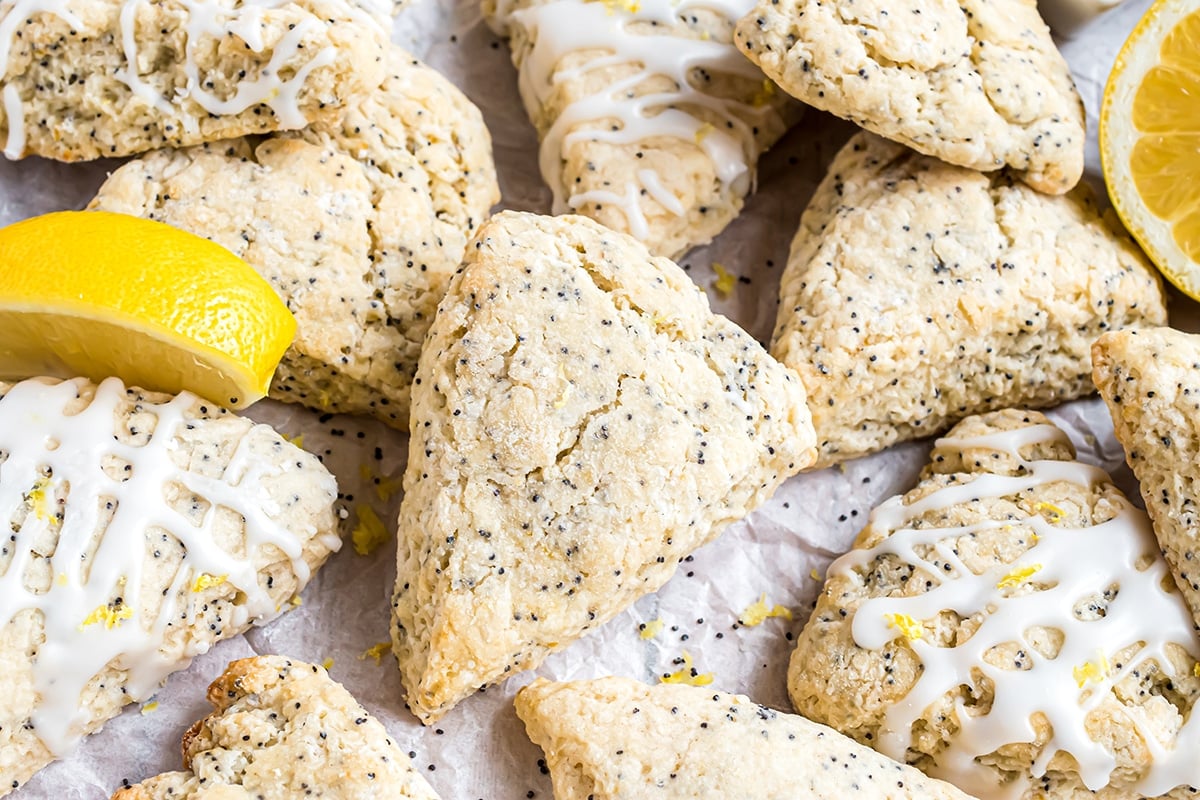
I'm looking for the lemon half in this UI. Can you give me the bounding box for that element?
[0,211,296,408]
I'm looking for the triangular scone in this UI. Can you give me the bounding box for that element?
[112,657,439,800]
[0,0,387,162]
[392,211,815,723]
[484,0,797,259]
[0,378,340,797]
[516,676,975,799]
[91,47,499,427]
[734,0,1084,194]
[771,133,1165,469]
[789,409,1200,798]
[1094,327,1200,634]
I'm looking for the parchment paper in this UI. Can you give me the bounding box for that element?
[5,0,1184,796]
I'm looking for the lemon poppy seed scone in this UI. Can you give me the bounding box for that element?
[788,409,1200,799]
[0,377,340,797]
[1094,327,1200,635]
[391,211,816,723]
[111,656,440,800]
[772,133,1165,469]
[91,46,500,427]
[0,0,388,162]
[484,0,797,259]
[516,676,976,800]
[734,0,1085,194]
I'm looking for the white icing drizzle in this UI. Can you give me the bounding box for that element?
[0,0,355,157]
[509,0,770,240]
[830,422,1200,798]
[0,377,339,756]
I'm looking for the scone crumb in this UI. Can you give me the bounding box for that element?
[192,573,228,593]
[660,651,713,686]
[711,262,737,297]
[638,619,664,640]
[884,612,923,641]
[553,364,573,410]
[352,505,390,556]
[738,594,792,626]
[996,564,1042,590]
[1073,652,1111,688]
[360,641,393,664]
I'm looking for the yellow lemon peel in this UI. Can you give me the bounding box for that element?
[739,594,793,627]
[885,613,923,641]
[638,619,664,640]
[352,504,390,557]
[661,650,714,687]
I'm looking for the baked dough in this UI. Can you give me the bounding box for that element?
[391,210,815,723]
[0,377,340,797]
[485,0,796,259]
[0,0,388,162]
[516,676,975,799]
[91,46,500,427]
[771,132,1165,469]
[112,656,440,800]
[788,408,1200,799]
[1094,327,1200,635]
[735,0,1085,193]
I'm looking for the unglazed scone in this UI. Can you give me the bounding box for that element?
[734,0,1085,193]
[0,0,388,162]
[484,0,796,259]
[771,133,1165,469]
[788,409,1200,799]
[0,377,340,797]
[391,211,815,723]
[91,46,499,427]
[1094,327,1200,635]
[516,676,976,800]
[111,656,439,800]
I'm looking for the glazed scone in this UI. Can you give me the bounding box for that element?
[516,676,976,800]
[772,133,1165,469]
[0,377,340,797]
[1094,327,1200,635]
[111,656,439,800]
[392,211,816,723]
[788,409,1200,799]
[734,0,1085,193]
[0,0,388,162]
[484,0,796,259]
[91,46,500,427]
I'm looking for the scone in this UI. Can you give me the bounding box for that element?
[112,656,439,800]
[517,676,975,800]
[484,0,796,259]
[788,409,1200,799]
[0,377,340,796]
[1094,327,1200,635]
[735,0,1085,193]
[0,0,388,162]
[391,211,816,723]
[772,132,1165,469]
[91,46,500,427]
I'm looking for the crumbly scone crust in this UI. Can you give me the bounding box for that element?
[1094,328,1200,634]
[734,0,1085,193]
[516,676,974,800]
[788,409,1200,800]
[0,381,339,796]
[771,133,1165,469]
[111,656,440,800]
[0,0,387,162]
[391,210,815,723]
[90,47,500,427]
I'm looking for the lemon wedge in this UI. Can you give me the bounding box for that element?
[1101,0,1200,299]
[0,211,295,408]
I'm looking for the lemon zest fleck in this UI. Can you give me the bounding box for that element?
[352,505,390,557]
[55,572,68,587]
[80,602,133,631]
[586,0,640,11]
[1074,652,1111,688]
[711,262,737,297]
[739,594,793,626]
[27,478,52,520]
[289,594,303,607]
[884,612,923,641]
[1194,661,1200,679]
[694,122,715,144]
[996,563,1042,590]
[553,364,573,409]
[359,641,393,665]
[751,78,776,107]
[638,618,664,640]
[322,658,334,671]
[191,573,227,593]
[1034,501,1065,521]
[809,568,822,581]
[140,701,159,715]
[660,651,714,687]
[283,432,304,449]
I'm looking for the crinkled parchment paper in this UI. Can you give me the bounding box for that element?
[6,0,1187,796]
